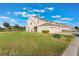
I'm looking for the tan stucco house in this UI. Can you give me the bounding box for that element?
[26,16,74,33]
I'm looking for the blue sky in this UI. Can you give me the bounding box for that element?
[0,3,79,27]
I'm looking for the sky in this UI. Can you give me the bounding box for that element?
[0,3,79,27]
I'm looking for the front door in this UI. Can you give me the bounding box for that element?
[34,26,37,32]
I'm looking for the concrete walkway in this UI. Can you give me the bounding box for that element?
[62,37,79,56]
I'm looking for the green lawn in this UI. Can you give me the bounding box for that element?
[0,32,74,56]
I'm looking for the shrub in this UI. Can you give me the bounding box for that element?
[52,34,61,39]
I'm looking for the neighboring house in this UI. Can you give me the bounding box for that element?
[26,16,74,33]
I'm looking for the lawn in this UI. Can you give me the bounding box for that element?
[0,32,74,56]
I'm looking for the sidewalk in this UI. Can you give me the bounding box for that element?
[62,37,79,56]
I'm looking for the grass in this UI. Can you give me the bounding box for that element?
[0,32,74,56]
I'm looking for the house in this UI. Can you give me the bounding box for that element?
[26,16,74,33]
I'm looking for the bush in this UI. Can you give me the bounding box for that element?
[63,35,74,42]
[52,34,61,39]
[52,34,74,42]
[42,30,49,33]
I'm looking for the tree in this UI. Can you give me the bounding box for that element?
[13,24,25,31]
[3,22,11,31]
[0,27,4,32]
[74,26,79,30]
[14,24,20,29]
[12,24,20,31]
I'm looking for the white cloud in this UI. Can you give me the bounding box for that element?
[6,12,11,14]
[0,16,16,23]
[14,12,21,15]
[0,23,5,28]
[14,12,27,15]
[14,12,27,17]
[31,14,37,16]
[33,9,45,13]
[26,14,37,17]
[26,14,31,17]
[28,10,33,13]
[0,16,18,26]
[38,14,40,16]
[59,18,73,21]
[0,16,8,19]
[46,7,54,11]
[23,8,27,10]
[8,19,18,26]
[0,16,26,26]
[22,12,27,14]
[22,7,33,13]
[10,19,16,23]
[52,15,61,18]
[75,23,79,26]
[39,16,45,18]
[14,11,38,17]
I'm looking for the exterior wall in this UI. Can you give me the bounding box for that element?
[62,27,71,30]
[38,26,62,33]
[26,27,34,32]
[26,16,47,32]
[38,20,47,25]
[26,16,73,33]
